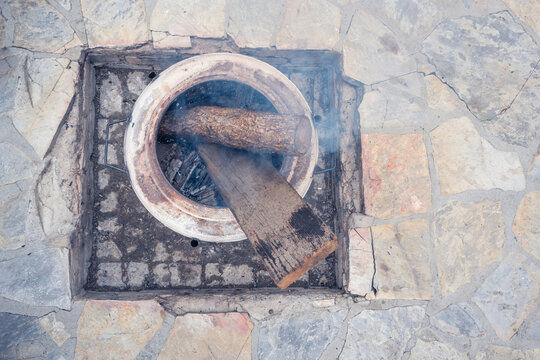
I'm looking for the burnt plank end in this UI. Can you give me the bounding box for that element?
[197,143,338,289]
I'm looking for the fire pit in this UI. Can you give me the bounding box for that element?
[83,43,344,291]
[125,53,318,242]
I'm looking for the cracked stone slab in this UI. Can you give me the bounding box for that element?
[347,228,375,296]
[276,0,340,50]
[476,345,540,360]
[150,0,226,38]
[472,254,539,340]
[513,191,540,258]
[258,310,346,360]
[372,218,434,300]
[431,117,525,194]
[37,161,76,238]
[409,339,467,360]
[227,0,285,48]
[502,0,540,37]
[0,312,57,359]
[0,248,71,309]
[5,55,79,158]
[430,303,486,337]
[343,10,416,84]
[424,74,460,112]
[341,306,425,359]
[358,73,429,129]
[7,0,81,53]
[75,300,164,360]
[81,0,148,48]
[151,31,192,49]
[434,200,505,296]
[159,313,252,360]
[422,12,540,122]
[362,133,431,218]
[482,66,539,147]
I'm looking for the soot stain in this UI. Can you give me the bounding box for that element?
[289,205,326,238]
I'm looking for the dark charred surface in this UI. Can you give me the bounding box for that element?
[289,205,327,238]
[87,58,338,291]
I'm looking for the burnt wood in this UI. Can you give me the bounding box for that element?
[197,143,338,289]
[159,106,311,155]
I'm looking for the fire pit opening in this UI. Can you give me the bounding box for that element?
[71,42,360,296]
[156,80,283,208]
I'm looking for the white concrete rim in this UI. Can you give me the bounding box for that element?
[125,53,317,242]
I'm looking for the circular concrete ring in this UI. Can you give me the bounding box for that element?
[125,53,317,242]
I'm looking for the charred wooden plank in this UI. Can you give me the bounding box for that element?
[158,106,311,155]
[197,143,338,289]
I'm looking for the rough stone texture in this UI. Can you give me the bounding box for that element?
[0,190,30,250]
[0,313,56,359]
[37,161,75,238]
[39,312,70,347]
[358,73,429,129]
[472,255,539,340]
[409,339,467,360]
[8,0,81,53]
[526,312,540,340]
[422,12,540,122]
[159,313,252,360]
[348,228,374,296]
[431,117,525,194]
[476,345,540,360]
[434,200,505,296]
[126,72,151,97]
[502,0,540,36]
[513,191,540,258]
[227,0,285,48]
[75,300,164,360]
[276,0,340,50]
[7,56,79,158]
[81,0,148,48]
[371,0,449,40]
[482,67,539,147]
[430,303,486,337]
[99,73,123,117]
[362,133,431,218]
[343,10,416,84]
[0,12,5,49]
[0,142,34,185]
[372,219,434,300]
[529,146,540,179]
[96,262,125,288]
[341,306,425,359]
[0,248,71,309]
[258,310,346,360]
[150,0,226,38]
[97,240,122,260]
[206,264,254,286]
[424,74,459,111]
[127,262,149,287]
[151,31,192,49]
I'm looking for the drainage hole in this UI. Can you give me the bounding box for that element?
[190,239,199,247]
[148,71,156,79]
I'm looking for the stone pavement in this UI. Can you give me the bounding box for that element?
[0,0,539,359]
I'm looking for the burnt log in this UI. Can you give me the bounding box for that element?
[197,143,338,289]
[158,106,311,155]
